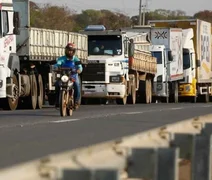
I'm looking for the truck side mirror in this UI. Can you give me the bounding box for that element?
[168,50,173,61]
[13,11,20,35]
[196,59,201,67]
[128,39,134,57]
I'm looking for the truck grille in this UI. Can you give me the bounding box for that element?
[83,63,105,81]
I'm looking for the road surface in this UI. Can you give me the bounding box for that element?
[0,103,212,169]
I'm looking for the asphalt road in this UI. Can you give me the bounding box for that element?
[0,103,212,169]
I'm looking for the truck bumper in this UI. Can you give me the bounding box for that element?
[82,84,126,98]
[0,67,6,98]
[178,83,196,97]
[152,82,168,97]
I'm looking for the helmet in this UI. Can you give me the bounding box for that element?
[65,43,76,57]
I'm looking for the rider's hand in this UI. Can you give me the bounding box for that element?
[77,69,81,74]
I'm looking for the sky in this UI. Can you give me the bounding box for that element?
[33,0,211,17]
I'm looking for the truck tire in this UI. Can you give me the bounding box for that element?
[37,74,44,109]
[116,80,127,105]
[3,75,19,110]
[145,79,151,104]
[148,79,152,103]
[205,87,210,103]
[29,74,38,109]
[174,82,178,103]
[127,81,136,104]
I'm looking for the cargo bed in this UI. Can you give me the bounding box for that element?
[16,28,88,63]
[127,32,157,75]
[14,0,88,64]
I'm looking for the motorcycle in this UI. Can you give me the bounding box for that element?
[54,61,81,117]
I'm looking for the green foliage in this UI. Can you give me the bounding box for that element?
[29,1,212,32]
[194,10,212,23]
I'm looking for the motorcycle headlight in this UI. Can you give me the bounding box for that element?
[61,75,69,83]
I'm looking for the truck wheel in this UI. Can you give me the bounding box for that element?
[127,81,136,104]
[174,82,178,103]
[145,79,150,104]
[37,74,44,109]
[116,80,127,105]
[205,93,209,103]
[4,75,19,110]
[29,74,38,109]
[148,79,152,103]
[204,85,210,103]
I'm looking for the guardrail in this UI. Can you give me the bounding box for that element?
[1,114,212,180]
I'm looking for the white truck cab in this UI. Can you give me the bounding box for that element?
[150,45,168,97]
[0,0,20,109]
[81,25,129,100]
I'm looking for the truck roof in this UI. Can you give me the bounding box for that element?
[79,30,125,36]
[148,18,211,25]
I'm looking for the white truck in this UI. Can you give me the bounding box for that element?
[80,25,157,104]
[148,19,212,103]
[0,0,88,110]
[122,26,183,103]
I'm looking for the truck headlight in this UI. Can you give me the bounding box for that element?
[61,75,69,83]
[110,76,121,83]
[185,85,191,92]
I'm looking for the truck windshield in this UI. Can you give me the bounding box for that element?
[88,35,122,56]
[183,52,190,70]
[151,51,162,64]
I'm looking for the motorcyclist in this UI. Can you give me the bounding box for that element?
[54,43,82,109]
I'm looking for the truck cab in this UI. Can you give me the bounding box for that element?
[81,25,129,101]
[150,45,167,97]
[0,0,20,109]
[150,45,174,101]
[178,28,197,101]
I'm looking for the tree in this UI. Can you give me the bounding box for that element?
[29,1,212,32]
[30,1,75,31]
[131,9,190,25]
[72,9,103,31]
[194,10,212,23]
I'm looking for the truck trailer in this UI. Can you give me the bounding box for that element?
[80,25,157,104]
[0,0,88,110]
[121,26,183,103]
[148,19,212,102]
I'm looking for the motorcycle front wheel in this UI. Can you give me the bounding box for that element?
[67,89,74,116]
[59,90,67,117]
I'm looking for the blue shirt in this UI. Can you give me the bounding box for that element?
[54,55,83,73]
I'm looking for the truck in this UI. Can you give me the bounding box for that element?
[79,25,157,105]
[148,19,212,103]
[121,26,183,103]
[0,0,88,110]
